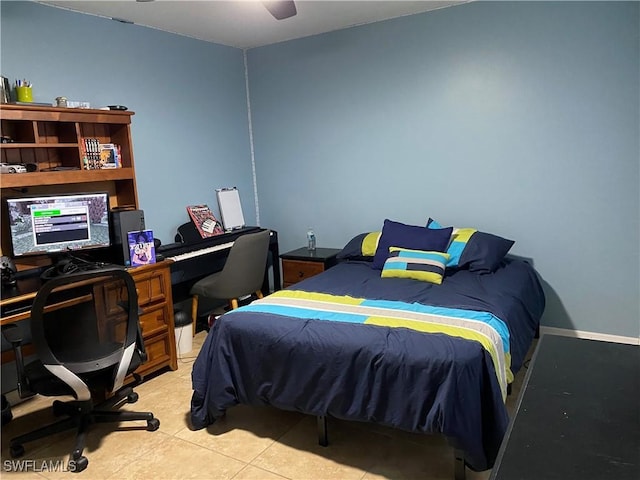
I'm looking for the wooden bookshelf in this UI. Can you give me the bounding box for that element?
[0,104,139,269]
[0,105,178,379]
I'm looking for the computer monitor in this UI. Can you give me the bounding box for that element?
[6,192,111,258]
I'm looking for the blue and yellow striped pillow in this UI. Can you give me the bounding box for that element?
[427,218,515,273]
[427,218,476,268]
[381,247,450,284]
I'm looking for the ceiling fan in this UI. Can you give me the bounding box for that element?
[135,0,297,21]
[262,1,297,20]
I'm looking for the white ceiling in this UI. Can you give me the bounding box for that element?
[40,1,467,49]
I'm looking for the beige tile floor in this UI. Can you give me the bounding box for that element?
[1,332,534,480]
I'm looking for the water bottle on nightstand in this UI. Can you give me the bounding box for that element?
[307,228,316,251]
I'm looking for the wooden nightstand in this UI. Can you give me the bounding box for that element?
[280,247,341,288]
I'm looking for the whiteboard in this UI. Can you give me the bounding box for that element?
[216,187,245,231]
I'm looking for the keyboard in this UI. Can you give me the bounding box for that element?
[167,241,234,263]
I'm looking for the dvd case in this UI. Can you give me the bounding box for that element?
[128,229,156,267]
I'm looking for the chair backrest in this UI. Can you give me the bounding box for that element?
[29,266,142,401]
[217,230,271,299]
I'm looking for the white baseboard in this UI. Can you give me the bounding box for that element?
[540,326,640,346]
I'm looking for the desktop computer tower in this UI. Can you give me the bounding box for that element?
[110,209,145,265]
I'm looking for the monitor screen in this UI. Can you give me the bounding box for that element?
[6,192,111,257]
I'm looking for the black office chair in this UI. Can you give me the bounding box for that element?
[190,230,271,327]
[1,266,159,473]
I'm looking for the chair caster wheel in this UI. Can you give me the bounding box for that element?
[147,418,160,431]
[10,444,25,458]
[127,392,139,403]
[70,456,88,473]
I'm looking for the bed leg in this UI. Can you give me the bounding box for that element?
[454,449,466,480]
[317,415,328,447]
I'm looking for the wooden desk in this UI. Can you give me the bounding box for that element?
[490,334,640,480]
[0,261,178,378]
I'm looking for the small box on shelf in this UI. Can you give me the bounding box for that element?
[66,101,91,109]
[99,143,122,169]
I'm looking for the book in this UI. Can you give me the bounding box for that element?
[80,137,91,170]
[127,229,156,267]
[186,205,224,238]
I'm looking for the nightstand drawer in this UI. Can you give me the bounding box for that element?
[283,260,325,285]
[280,247,341,288]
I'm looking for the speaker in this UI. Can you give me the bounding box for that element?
[110,209,145,265]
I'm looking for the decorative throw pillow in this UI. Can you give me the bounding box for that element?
[372,219,452,270]
[427,218,515,273]
[336,232,381,261]
[381,248,450,284]
[461,231,515,273]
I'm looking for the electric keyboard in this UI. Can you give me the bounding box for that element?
[167,241,234,263]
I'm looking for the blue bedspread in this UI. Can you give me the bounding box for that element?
[190,258,545,471]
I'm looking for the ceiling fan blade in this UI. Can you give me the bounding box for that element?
[263,1,297,20]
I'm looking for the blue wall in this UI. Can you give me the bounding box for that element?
[1,2,638,338]
[248,2,639,338]
[0,1,255,243]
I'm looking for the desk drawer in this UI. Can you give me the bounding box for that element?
[132,270,167,307]
[139,303,170,337]
[134,332,171,378]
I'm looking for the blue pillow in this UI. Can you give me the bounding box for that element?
[462,231,515,273]
[427,218,514,273]
[372,219,452,270]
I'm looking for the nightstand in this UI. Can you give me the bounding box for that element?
[280,247,341,288]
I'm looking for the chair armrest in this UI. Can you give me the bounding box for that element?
[1,323,23,346]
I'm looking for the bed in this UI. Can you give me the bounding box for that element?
[190,222,546,477]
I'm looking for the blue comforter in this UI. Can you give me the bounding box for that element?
[190,258,545,471]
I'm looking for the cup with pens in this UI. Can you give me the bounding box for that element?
[15,79,33,103]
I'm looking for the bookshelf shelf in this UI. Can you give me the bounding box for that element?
[0,143,79,148]
[0,168,136,188]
